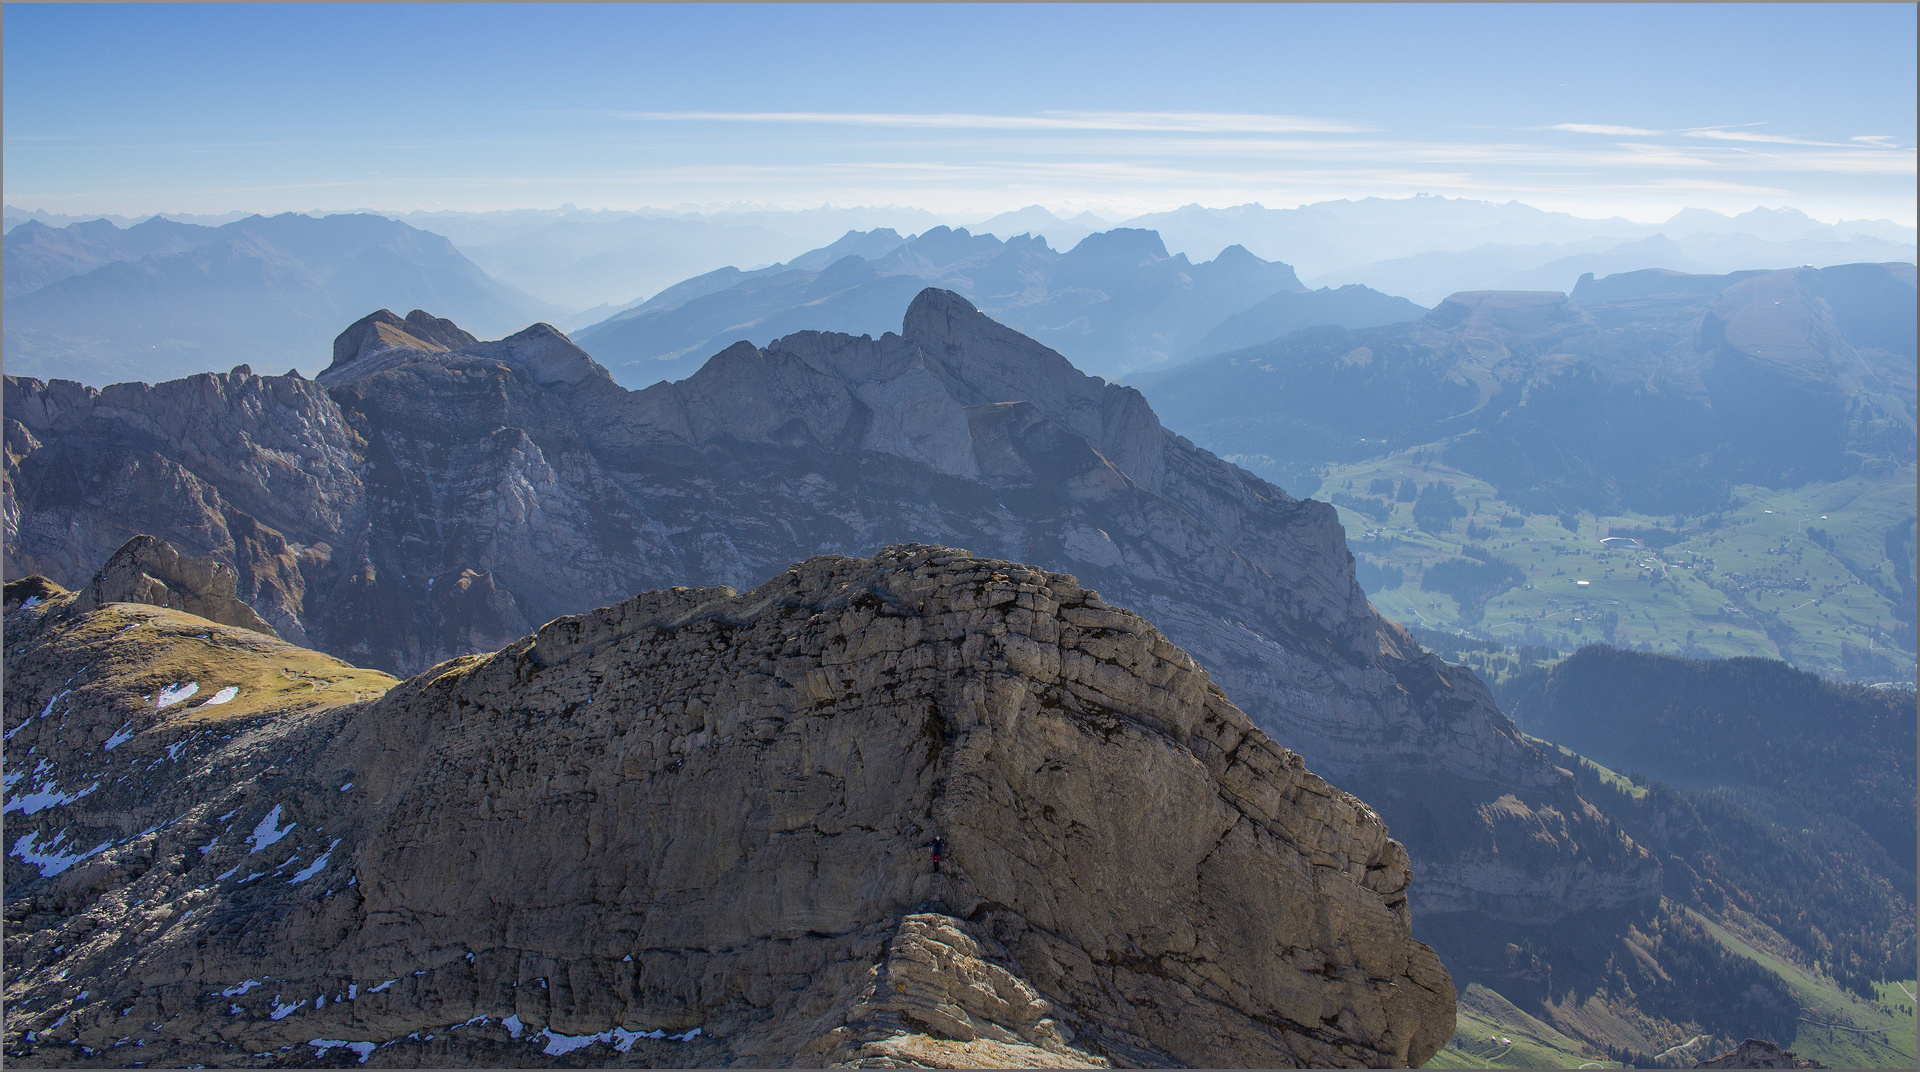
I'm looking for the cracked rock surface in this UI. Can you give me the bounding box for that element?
[4,545,1453,1068]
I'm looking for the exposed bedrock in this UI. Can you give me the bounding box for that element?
[3,545,1451,1067]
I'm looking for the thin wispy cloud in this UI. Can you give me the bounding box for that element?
[1548,123,1664,136]
[1549,122,1910,154]
[1683,129,1858,148]
[615,110,1375,134]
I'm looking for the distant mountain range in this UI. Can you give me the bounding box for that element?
[2,213,555,385]
[1307,229,1920,306]
[1131,198,1915,277]
[570,225,1426,385]
[8,196,1911,389]
[1138,262,1918,518]
[384,198,1917,318]
[383,204,952,316]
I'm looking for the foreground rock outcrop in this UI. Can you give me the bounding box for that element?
[72,533,281,637]
[4,545,1454,1067]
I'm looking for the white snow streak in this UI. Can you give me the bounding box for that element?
[155,682,199,708]
[539,1025,702,1054]
[4,771,100,815]
[308,1040,375,1063]
[10,830,114,877]
[247,804,295,852]
[289,840,339,883]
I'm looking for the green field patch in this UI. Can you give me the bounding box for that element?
[1319,455,1917,687]
[1427,984,1620,1068]
[1687,909,1917,1069]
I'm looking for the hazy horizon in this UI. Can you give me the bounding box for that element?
[5,4,1913,226]
[7,194,1916,232]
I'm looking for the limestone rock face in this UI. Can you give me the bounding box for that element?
[4,364,365,648]
[3,545,1453,1068]
[74,533,281,637]
[3,289,1658,996]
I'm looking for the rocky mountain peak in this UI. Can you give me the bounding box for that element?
[320,310,605,390]
[467,321,606,387]
[400,307,481,349]
[6,298,1665,1037]
[1063,226,1172,266]
[329,307,476,370]
[72,533,280,637]
[893,288,1174,493]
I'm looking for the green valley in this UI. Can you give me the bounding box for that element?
[1313,455,1916,687]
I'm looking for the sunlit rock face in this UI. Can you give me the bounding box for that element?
[3,545,1453,1068]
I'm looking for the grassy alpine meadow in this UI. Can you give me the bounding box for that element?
[1684,911,1917,1070]
[1424,982,1626,1068]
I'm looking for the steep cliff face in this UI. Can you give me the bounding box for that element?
[3,291,1658,976]
[3,545,1453,1068]
[4,363,364,648]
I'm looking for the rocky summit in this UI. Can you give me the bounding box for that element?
[3,543,1454,1068]
[3,289,1658,1019]
[72,534,282,638]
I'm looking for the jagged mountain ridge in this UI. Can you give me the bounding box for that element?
[2,542,1455,1067]
[571,226,1334,383]
[5,291,1662,1030]
[1125,198,1916,293]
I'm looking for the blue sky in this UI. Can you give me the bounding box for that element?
[4,3,1914,223]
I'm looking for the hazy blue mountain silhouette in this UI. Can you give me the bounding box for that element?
[1138,263,1918,517]
[3,213,554,385]
[571,225,1323,385]
[1175,283,1427,362]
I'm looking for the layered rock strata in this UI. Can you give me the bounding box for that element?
[3,545,1453,1067]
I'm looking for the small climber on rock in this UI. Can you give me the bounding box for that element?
[931,836,945,873]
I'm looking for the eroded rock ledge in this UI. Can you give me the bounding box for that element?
[4,544,1452,1068]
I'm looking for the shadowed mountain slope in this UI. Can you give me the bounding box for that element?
[1138,263,1917,519]
[1175,284,1427,362]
